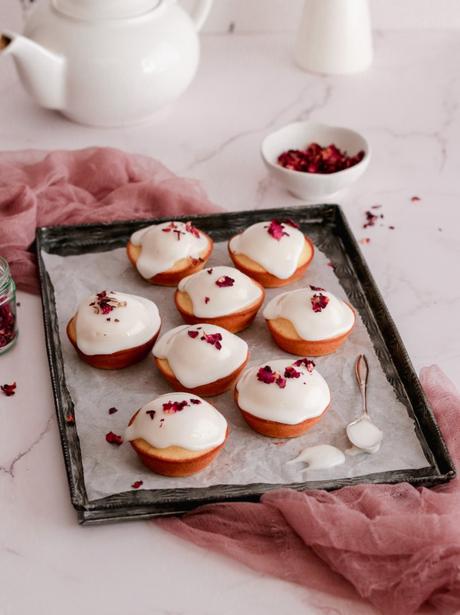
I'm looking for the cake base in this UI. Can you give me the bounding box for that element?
[174,288,264,334]
[126,233,213,286]
[66,316,159,369]
[228,236,314,288]
[154,354,249,397]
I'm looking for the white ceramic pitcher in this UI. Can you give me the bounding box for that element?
[294,0,373,75]
[0,0,213,126]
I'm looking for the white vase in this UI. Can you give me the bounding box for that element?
[294,0,373,75]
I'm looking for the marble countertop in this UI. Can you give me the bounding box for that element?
[1,28,459,615]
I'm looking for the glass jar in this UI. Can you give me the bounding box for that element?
[0,257,18,354]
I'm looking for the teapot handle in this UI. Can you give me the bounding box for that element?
[189,0,213,31]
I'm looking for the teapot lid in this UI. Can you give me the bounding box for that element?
[52,0,162,20]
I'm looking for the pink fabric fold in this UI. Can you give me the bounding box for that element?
[158,366,460,614]
[0,147,219,293]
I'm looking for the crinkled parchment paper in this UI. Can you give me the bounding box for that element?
[42,243,429,500]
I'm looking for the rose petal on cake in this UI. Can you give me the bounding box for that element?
[188,330,200,339]
[201,332,223,350]
[162,400,189,414]
[108,406,118,415]
[294,358,316,373]
[215,275,235,288]
[257,365,276,384]
[311,293,329,313]
[276,375,286,389]
[284,366,301,379]
[185,221,200,238]
[131,480,143,489]
[267,220,289,241]
[146,410,156,420]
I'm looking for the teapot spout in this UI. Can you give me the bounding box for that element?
[1,32,65,110]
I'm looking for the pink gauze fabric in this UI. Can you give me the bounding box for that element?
[158,366,460,615]
[0,147,219,293]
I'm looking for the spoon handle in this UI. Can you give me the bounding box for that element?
[355,354,369,417]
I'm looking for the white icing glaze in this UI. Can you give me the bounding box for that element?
[125,392,227,451]
[229,221,307,279]
[153,324,248,388]
[236,358,330,424]
[75,290,160,356]
[287,444,345,470]
[130,221,209,279]
[177,266,263,318]
[346,417,383,452]
[263,287,354,341]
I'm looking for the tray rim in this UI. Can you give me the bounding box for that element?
[36,204,455,525]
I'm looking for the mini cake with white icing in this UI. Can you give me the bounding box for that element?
[228,219,314,287]
[66,290,161,369]
[175,265,265,333]
[126,392,228,476]
[153,324,249,396]
[235,358,330,437]
[127,221,213,285]
[264,285,355,356]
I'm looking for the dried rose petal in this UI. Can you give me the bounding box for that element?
[278,143,365,174]
[162,222,176,233]
[188,330,199,339]
[266,220,289,241]
[92,291,127,315]
[256,366,286,388]
[163,400,189,414]
[146,410,156,420]
[190,398,202,405]
[309,285,325,292]
[106,431,123,445]
[207,268,213,275]
[276,376,286,389]
[215,276,235,288]
[311,293,329,313]
[363,210,380,229]
[1,382,16,396]
[185,221,200,238]
[371,204,382,210]
[201,332,223,350]
[65,414,75,425]
[131,480,143,489]
[0,301,16,349]
[411,196,421,203]
[389,225,395,230]
[284,366,301,379]
[294,358,316,373]
[360,238,371,245]
[257,365,276,384]
[108,406,118,415]
[204,296,210,304]
[284,218,300,229]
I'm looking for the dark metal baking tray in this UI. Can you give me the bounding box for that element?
[36,204,455,524]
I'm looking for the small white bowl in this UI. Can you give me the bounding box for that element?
[261,122,370,201]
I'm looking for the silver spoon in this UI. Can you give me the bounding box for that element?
[346,354,383,453]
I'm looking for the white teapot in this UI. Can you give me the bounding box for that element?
[0,0,213,126]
